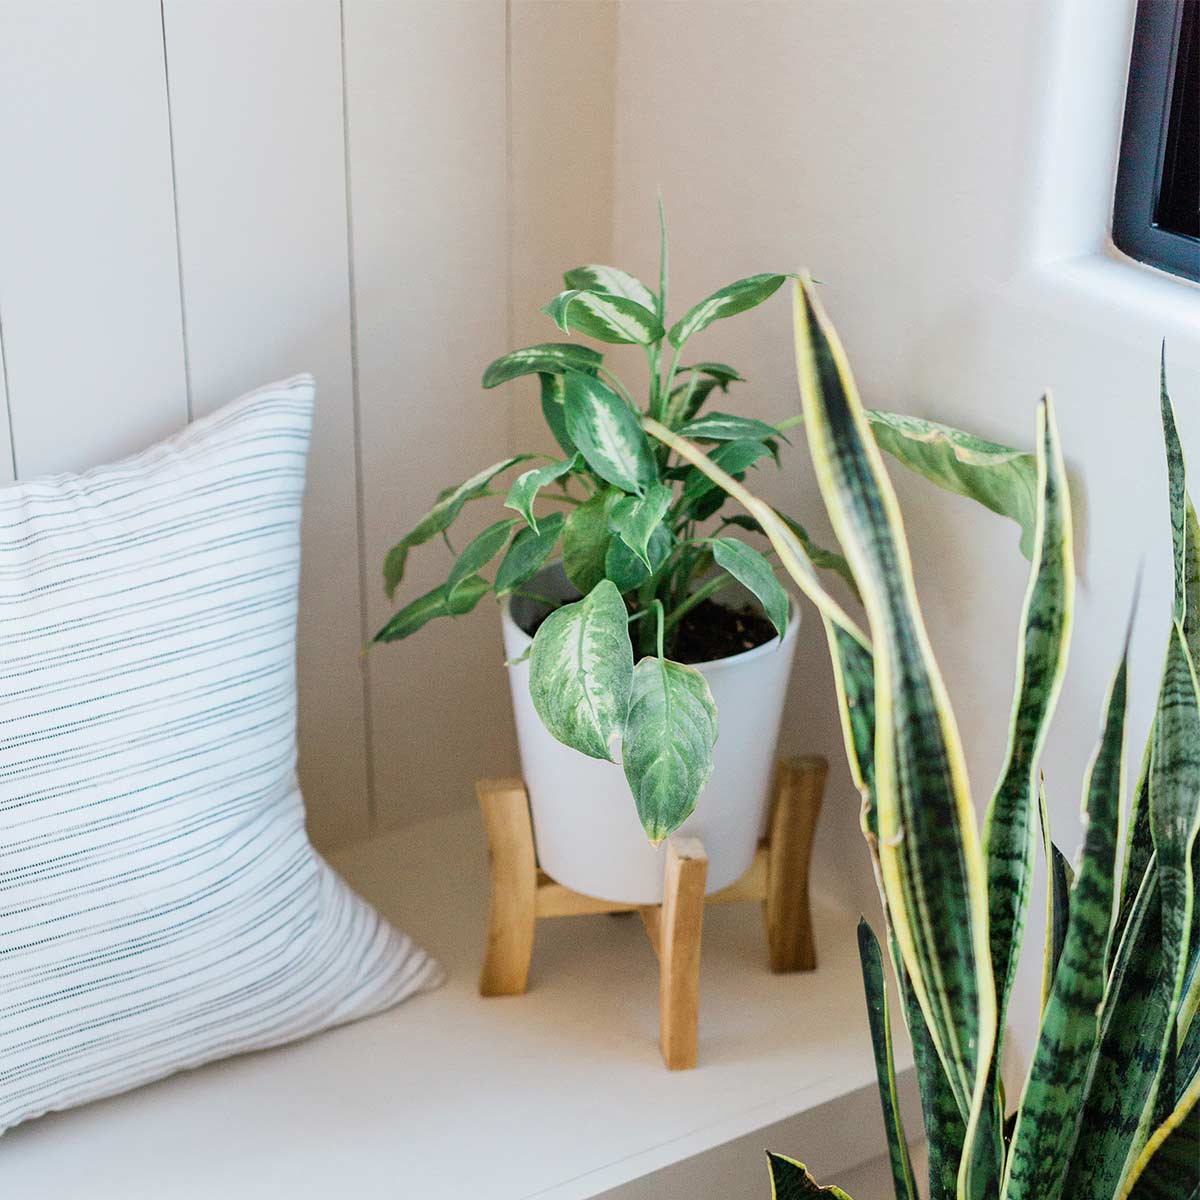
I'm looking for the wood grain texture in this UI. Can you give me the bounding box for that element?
[0,0,187,476]
[161,0,369,849]
[345,0,513,831]
[766,756,827,972]
[657,836,708,1070]
[478,778,537,997]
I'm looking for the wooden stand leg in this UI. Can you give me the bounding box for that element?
[765,755,827,973]
[641,837,707,1070]
[478,779,537,997]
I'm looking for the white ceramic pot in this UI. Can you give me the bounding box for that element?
[501,564,800,904]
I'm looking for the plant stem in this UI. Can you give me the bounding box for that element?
[601,367,639,411]
[663,574,732,631]
[653,599,665,659]
[509,588,558,607]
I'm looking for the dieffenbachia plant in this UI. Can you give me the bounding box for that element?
[647,279,1199,1198]
[373,212,1039,844]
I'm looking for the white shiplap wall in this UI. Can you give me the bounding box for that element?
[0,0,611,850]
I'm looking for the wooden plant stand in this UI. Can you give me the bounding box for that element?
[477,755,828,1070]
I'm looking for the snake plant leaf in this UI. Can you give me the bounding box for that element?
[372,575,490,643]
[1162,352,1188,625]
[542,289,665,346]
[446,518,519,604]
[679,412,787,444]
[866,410,1039,560]
[710,538,790,639]
[668,273,788,348]
[1062,862,1171,1198]
[1123,1074,1200,1200]
[680,361,744,387]
[857,920,919,1200]
[481,342,603,388]
[528,579,633,762]
[562,487,621,594]
[976,394,1074,1178]
[539,373,579,458]
[1001,637,1129,1200]
[610,483,674,569]
[504,455,582,533]
[793,275,992,1124]
[766,1153,855,1199]
[1148,621,1200,1094]
[604,523,673,593]
[1184,498,1200,671]
[563,369,658,495]
[493,512,565,597]
[622,656,718,842]
[1116,735,1155,965]
[381,456,531,597]
[563,264,657,312]
[1043,839,1074,1013]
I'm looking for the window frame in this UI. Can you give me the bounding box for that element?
[1113,0,1200,282]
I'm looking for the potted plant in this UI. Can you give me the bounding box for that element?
[658,279,1197,1198]
[373,219,1039,906]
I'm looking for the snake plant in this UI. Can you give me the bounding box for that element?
[646,279,1199,1198]
[374,214,1041,844]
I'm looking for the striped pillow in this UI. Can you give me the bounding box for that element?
[0,377,441,1133]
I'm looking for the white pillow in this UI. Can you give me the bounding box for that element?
[0,377,441,1133]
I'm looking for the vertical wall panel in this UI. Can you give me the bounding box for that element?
[0,329,14,483]
[0,1,187,476]
[345,0,513,830]
[162,0,370,850]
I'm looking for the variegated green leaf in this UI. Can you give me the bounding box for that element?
[372,575,490,643]
[563,264,657,312]
[679,412,785,444]
[680,361,744,386]
[622,656,717,842]
[539,372,578,457]
[1123,1073,1200,1200]
[563,369,657,495]
[1062,862,1171,1198]
[792,276,993,1124]
[446,518,519,603]
[562,486,620,594]
[604,523,673,593]
[710,537,790,639]
[723,513,859,600]
[382,456,531,597]
[664,374,726,428]
[966,396,1075,1196]
[767,1153,856,1199]
[679,438,772,515]
[481,342,603,388]
[542,289,664,345]
[668,273,788,347]
[610,483,673,569]
[528,579,633,762]
[504,455,582,532]
[1001,637,1128,1200]
[857,920,918,1200]
[866,410,1039,560]
[493,511,564,596]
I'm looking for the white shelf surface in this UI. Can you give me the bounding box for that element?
[3,807,909,1199]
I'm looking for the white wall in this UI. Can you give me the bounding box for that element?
[610,0,1200,1066]
[0,0,614,851]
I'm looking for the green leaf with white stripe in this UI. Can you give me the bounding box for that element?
[494,512,565,597]
[563,369,657,495]
[372,576,490,643]
[711,538,790,639]
[563,487,621,594]
[857,920,919,1200]
[481,342,603,388]
[446,518,518,603]
[542,289,664,346]
[664,374,726,428]
[1001,637,1128,1200]
[792,275,994,1125]
[680,361,744,386]
[563,264,657,312]
[529,580,633,762]
[668,273,788,347]
[766,1154,855,1199]
[679,412,786,444]
[504,455,582,532]
[866,410,1039,560]
[610,483,673,570]
[382,456,531,597]
[622,656,717,842]
[539,372,578,457]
